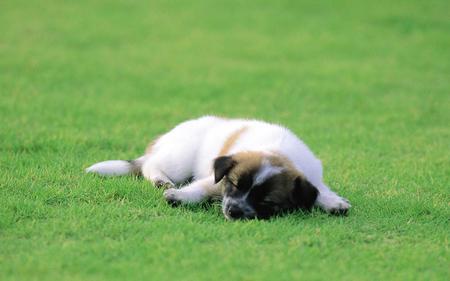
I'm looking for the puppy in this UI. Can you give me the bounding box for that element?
[86,116,350,219]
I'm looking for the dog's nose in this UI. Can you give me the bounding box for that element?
[228,206,244,219]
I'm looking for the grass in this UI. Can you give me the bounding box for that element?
[0,0,449,280]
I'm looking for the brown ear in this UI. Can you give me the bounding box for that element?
[292,177,319,211]
[213,156,236,183]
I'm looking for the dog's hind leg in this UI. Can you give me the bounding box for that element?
[163,176,220,205]
[141,159,176,188]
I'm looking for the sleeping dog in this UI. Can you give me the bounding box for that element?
[86,116,350,219]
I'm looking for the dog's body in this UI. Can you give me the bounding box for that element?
[87,116,350,219]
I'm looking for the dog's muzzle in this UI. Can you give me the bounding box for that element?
[222,197,256,220]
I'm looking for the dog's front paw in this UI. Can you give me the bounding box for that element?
[319,195,351,215]
[163,188,181,206]
[329,197,351,215]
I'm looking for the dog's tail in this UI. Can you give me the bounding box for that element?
[85,156,146,177]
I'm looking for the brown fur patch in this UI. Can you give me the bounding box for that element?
[225,151,263,188]
[267,153,304,179]
[265,154,306,204]
[218,127,248,156]
[264,154,316,210]
[228,152,305,205]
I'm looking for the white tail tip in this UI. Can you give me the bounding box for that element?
[85,160,133,176]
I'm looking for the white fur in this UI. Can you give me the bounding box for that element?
[85,160,133,176]
[253,159,284,186]
[87,116,350,212]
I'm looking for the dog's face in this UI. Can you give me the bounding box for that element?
[214,152,319,220]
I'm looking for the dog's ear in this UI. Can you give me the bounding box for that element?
[213,156,236,184]
[292,177,319,211]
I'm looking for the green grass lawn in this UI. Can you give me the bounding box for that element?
[1,0,449,280]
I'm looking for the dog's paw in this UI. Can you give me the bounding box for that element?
[163,188,181,206]
[319,195,351,215]
[152,179,174,189]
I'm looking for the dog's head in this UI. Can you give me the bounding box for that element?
[214,152,319,220]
